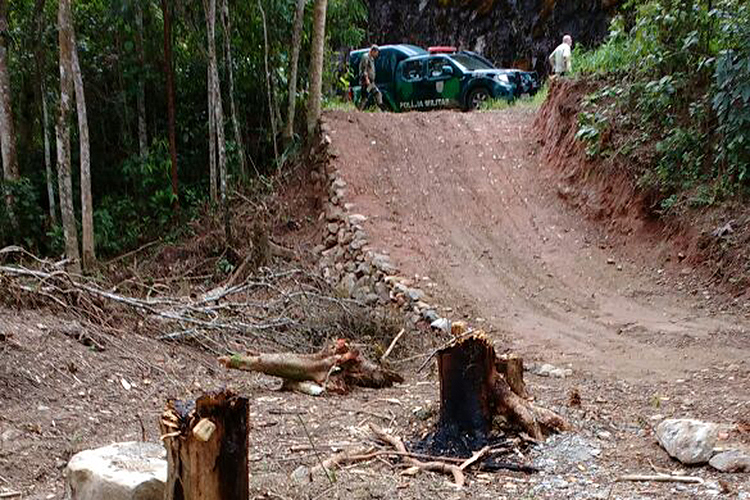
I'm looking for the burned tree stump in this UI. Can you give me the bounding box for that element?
[434,333,569,449]
[160,390,249,500]
[435,334,497,450]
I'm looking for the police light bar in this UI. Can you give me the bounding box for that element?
[428,46,457,54]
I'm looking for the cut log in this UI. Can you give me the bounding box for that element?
[160,390,249,500]
[435,333,569,448]
[219,339,403,394]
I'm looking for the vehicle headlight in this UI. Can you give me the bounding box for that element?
[495,74,509,84]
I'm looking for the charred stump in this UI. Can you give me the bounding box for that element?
[161,390,249,500]
[432,333,569,452]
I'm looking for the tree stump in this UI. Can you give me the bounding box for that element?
[433,333,569,450]
[160,390,249,500]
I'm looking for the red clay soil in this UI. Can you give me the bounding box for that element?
[324,107,750,381]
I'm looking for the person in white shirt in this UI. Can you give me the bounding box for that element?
[549,35,573,76]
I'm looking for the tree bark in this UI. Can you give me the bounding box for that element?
[56,0,81,272]
[220,0,246,179]
[0,0,19,219]
[161,390,249,500]
[283,0,306,143]
[306,0,328,134]
[135,0,148,158]
[161,0,179,206]
[71,32,95,270]
[33,0,56,224]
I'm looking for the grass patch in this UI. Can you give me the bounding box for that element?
[323,97,357,111]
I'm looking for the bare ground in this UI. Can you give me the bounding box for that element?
[1,105,749,500]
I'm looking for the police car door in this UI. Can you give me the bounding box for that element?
[420,56,461,109]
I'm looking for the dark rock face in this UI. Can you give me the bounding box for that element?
[366,0,620,75]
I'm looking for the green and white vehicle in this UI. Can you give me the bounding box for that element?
[348,45,517,111]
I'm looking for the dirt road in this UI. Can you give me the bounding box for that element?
[325,108,750,381]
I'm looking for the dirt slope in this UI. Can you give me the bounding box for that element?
[325,108,750,381]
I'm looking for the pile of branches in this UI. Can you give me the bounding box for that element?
[0,246,382,354]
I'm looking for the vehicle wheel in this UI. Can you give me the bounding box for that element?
[467,88,490,110]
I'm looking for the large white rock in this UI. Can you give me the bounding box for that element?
[65,441,167,500]
[655,419,719,464]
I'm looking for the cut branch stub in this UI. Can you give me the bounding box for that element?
[161,389,249,500]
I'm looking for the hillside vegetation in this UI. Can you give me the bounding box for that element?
[573,0,749,214]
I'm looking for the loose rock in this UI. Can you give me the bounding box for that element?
[709,450,750,472]
[65,441,166,500]
[655,419,719,465]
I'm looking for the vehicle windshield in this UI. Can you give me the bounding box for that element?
[449,54,494,71]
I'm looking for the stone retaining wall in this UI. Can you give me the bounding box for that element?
[312,120,442,327]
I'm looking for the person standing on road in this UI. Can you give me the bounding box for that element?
[548,35,573,76]
[358,45,383,110]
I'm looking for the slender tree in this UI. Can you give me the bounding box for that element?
[71,31,95,269]
[283,0,306,143]
[207,64,217,202]
[306,0,328,134]
[33,0,56,224]
[56,0,81,271]
[0,0,19,217]
[220,0,246,179]
[259,1,278,168]
[161,0,179,204]
[203,0,229,240]
[135,0,148,158]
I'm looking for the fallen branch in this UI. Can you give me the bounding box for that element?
[219,339,403,394]
[369,424,465,488]
[381,328,405,362]
[616,474,704,484]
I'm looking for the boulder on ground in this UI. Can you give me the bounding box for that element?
[655,419,719,465]
[65,441,166,500]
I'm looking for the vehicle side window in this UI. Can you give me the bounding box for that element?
[401,60,423,82]
[427,58,454,79]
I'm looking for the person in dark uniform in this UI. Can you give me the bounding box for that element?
[358,45,383,110]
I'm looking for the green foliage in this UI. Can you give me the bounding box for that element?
[572,0,750,212]
[0,179,47,251]
[3,0,368,258]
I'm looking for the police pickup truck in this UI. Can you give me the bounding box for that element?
[348,45,538,112]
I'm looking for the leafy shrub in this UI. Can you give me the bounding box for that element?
[572,0,749,211]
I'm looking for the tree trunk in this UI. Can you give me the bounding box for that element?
[135,0,148,158]
[71,32,95,270]
[0,0,19,219]
[56,0,81,272]
[204,0,229,242]
[42,82,56,224]
[207,64,217,203]
[161,0,179,206]
[33,0,56,224]
[258,1,278,169]
[161,390,249,500]
[220,0,246,179]
[306,0,328,134]
[283,0,306,143]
